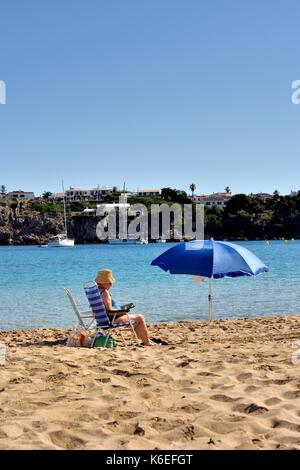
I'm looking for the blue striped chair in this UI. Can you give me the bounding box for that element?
[83,281,139,347]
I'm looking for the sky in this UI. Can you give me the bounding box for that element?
[0,0,300,196]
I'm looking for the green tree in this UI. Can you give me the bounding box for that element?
[224,194,265,216]
[205,206,223,238]
[189,183,196,201]
[1,185,6,195]
[224,186,231,194]
[222,194,266,239]
[42,191,53,199]
[161,187,190,204]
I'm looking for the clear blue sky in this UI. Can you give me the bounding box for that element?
[0,0,299,196]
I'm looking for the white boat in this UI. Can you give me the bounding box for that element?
[109,236,148,245]
[136,238,148,245]
[48,233,74,247]
[156,239,166,243]
[48,182,74,247]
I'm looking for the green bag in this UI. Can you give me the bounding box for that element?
[94,334,116,348]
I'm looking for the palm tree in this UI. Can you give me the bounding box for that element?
[42,191,53,200]
[189,183,196,201]
[224,186,231,195]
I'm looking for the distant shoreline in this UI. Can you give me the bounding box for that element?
[0,237,299,247]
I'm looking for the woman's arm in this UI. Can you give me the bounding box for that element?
[101,290,126,317]
[101,289,113,312]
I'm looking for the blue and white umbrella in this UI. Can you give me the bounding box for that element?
[151,239,269,340]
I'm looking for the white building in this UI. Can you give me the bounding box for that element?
[192,192,231,208]
[7,190,35,200]
[250,192,273,203]
[136,189,162,198]
[49,192,65,200]
[65,187,91,202]
[89,186,113,201]
[65,186,113,202]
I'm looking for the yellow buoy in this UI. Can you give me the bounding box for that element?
[193,276,204,284]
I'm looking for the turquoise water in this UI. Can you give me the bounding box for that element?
[0,241,299,330]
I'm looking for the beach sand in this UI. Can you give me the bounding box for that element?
[0,315,300,450]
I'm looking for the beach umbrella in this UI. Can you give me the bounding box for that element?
[151,239,269,340]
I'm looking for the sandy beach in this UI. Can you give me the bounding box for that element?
[0,315,300,450]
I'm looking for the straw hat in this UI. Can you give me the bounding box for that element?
[95,269,115,285]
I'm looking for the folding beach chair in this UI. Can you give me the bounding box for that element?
[64,288,99,347]
[83,281,140,348]
[64,288,96,329]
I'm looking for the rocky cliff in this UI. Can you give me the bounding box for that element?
[0,201,101,245]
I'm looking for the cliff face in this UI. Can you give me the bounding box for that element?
[0,202,101,245]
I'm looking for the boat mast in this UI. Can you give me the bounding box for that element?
[122,181,126,240]
[62,180,68,236]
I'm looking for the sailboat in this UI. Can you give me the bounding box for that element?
[48,183,74,247]
[108,184,148,245]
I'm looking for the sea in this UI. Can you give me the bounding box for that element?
[0,240,299,331]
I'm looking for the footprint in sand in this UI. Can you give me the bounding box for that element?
[234,402,269,415]
[244,385,259,393]
[183,425,195,440]
[281,390,300,399]
[112,369,141,378]
[117,411,142,420]
[136,377,151,387]
[95,377,111,383]
[273,420,300,432]
[31,420,48,432]
[49,430,86,450]
[180,404,202,413]
[150,416,174,432]
[177,359,197,368]
[46,372,68,384]
[210,394,241,403]
[265,397,282,406]
[269,378,292,385]
[197,371,219,377]
[237,373,253,383]
[9,377,32,384]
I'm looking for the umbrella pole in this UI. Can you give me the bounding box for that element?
[208,278,212,342]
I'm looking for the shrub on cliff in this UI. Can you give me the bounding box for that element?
[30,202,63,214]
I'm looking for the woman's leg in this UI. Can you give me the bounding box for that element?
[113,313,152,346]
[129,313,152,346]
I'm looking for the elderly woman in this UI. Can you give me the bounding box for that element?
[95,269,153,346]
